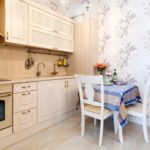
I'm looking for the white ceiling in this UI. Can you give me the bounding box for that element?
[38,0,97,18]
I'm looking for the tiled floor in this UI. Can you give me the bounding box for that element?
[2,114,150,150]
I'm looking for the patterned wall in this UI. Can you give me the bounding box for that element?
[98,0,150,97]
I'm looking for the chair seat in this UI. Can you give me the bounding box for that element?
[84,104,111,115]
[127,103,143,114]
[127,103,150,115]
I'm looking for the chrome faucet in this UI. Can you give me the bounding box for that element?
[51,64,58,75]
[36,62,45,77]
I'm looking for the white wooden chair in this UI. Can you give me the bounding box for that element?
[126,77,150,143]
[75,75,113,146]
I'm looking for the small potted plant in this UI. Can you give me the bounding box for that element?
[94,63,108,76]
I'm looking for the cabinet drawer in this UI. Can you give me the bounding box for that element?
[13,91,37,113]
[13,108,37,133]
[13,82,37,93]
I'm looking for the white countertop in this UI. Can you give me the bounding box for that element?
[0,75,75,85]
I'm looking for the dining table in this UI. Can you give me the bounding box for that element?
[81,81,141,144]
[93,83,141,128]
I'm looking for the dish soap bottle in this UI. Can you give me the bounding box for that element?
[112,69,117,82]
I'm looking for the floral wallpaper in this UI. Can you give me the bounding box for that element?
[98,0,150,97]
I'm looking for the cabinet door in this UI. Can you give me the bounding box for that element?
[5,0,28,44]
[66,79,78,111]
[29,27,73,52]
[29,6,73,38]
[38,80,66,123]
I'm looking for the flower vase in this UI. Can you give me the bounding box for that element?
[99,69,105,76]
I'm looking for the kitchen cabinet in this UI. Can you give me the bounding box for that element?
[13,82,37,93]
[29,6,73,52]
[13,82,37,133]
[29,26,73,52]
[65,79,79,111]
[0,0,74,52]
[13,108,37,133]
[13,91,37,113]
[0,0,28,45]
[38,80,66,123]
[38,78,78,123]
[29,6,73,38]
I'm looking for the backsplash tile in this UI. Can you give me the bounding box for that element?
[0,45,67,78]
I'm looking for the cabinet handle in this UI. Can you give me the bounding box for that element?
[22,86,27,89]
[22,92,31,96]
[53,30,58,33]
[6,32,9,40]
[22,111,27,115]
[22,93,27,96]
[22,110,31,115]
[22,85,31,89]
[52,47,58,50]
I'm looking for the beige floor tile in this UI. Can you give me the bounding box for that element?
[2,114,150,150]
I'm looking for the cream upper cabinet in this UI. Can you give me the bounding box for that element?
[29,6,73,38]
[5,0,28,45]
[29,26,73,52]
[29,6,74,52]
[0,0,74,52]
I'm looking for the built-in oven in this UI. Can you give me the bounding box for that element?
[0,84,12,130]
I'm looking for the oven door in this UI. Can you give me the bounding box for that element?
[0,93,12,130]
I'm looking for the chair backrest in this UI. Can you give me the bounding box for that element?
[143,77,150,114]
[75,74,104,114]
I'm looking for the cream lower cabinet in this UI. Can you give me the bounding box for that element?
[38,78,78,123]
[13,82,37,133]
[13,108,37,133]
[38,80,66,123]
[65,79,79,111]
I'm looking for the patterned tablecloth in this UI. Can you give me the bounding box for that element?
[83,84,141,127]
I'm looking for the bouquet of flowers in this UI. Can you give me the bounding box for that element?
[94,63,108,75]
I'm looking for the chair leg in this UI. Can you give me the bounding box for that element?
[113,112,118,133]
[81,115,85,137]
[119,124,123,144]
[94,118,97,126]
[99,119,104,146]
[143,116,149,143]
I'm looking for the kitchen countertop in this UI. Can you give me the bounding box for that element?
[0,74,75,85]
